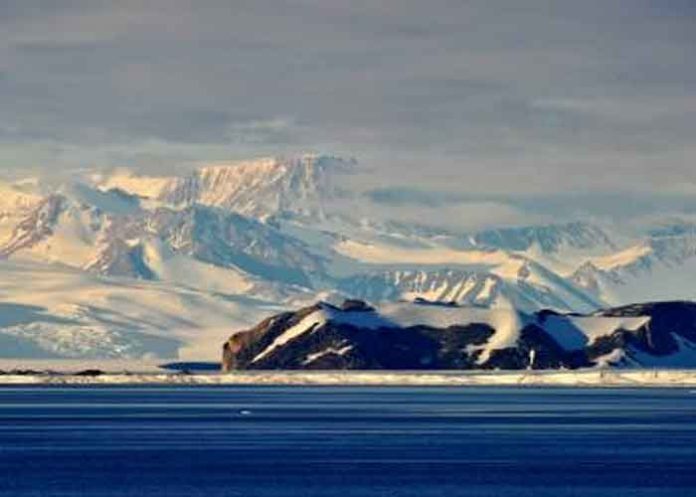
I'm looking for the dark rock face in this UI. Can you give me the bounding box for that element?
[222,300,696,372]
[597,301,696,354]
[340,299,375,312]
[74,369,104,377]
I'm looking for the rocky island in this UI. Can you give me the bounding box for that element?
[222,299,696,371]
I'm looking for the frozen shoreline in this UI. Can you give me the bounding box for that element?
[1,369,695,387]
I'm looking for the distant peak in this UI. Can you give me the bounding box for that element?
[194,154,356,172]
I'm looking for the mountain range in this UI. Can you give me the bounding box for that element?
[0,154,694,362]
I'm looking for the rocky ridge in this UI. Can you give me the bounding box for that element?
[222,300,696,371]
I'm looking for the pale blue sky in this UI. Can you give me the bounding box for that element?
[1,1,694,197]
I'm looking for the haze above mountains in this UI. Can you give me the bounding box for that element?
[0,154,694,361]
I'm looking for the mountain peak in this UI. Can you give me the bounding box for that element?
[97,154,356,220]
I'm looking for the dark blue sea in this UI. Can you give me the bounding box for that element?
[0,386,694,496]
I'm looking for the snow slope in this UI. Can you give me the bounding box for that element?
[0,260,285,360]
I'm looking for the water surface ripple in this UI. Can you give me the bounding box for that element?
[0,386,694,496]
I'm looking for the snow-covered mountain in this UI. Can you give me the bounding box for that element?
[0,154,694,360]
[97,155,355,220]
[570,223,696,305]
[338,264,601,313]
[450,221,616,253]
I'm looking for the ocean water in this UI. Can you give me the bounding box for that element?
[0,386,694,496]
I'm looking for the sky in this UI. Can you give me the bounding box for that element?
[1,1,695,201]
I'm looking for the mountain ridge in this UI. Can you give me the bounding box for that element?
[222,299,696,371]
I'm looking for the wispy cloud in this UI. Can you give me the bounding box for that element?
[531,96,696,121]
